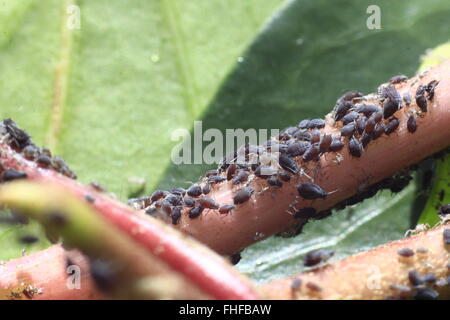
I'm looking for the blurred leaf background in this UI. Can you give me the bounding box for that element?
[0,0,449,283]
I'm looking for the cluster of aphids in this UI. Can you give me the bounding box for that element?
[130,74,440,228]
[0,119,76,180]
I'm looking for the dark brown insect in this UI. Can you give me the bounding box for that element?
[348,136,363,157]
[3,118,31,150]
[439,204,450,216]
[205,169,218,177]
[89,181,107,193]
[355,116,367,135]
[329,138,344,152]
[187,185,202,197]
[226,163,237,181]
[408,270,424,286]
[169,187,185,196]
[403,92,412,105]
[161,201,172,215]
[310,130,321,144]
[360,132,371,148]
[355,104,381,117]
[298,119,310,129]
[372,123,385,139]
[279,154,299,174]
[444,229,450,245]
[304,249,334,267]
[397,248,414,258]
[340,123,356,137]
[267,177,282,187]
[308,118,325,129]
[287,141,309,157]
[413,288,439,300]
[36,155,52,167]
[384,117,400,135]
[18,235,39,244]
[318,134,332,153]
[196,196,219,209]
[1,169,27,181]
[232,170,249,185]
[171,206,182,225]
[293,207,316,219]
[297,182,327,200]
[219,204,235,214]
[278,172,291,182]
[183,197,196,207]
[333,100,353,121]
[89,258,117,293]
[150,190,167,202]
[164,194,183,206]
[84,194,96,203]
[423,273,437,285]
[208,175,226,184]
[230,253,241,265]
[341,111,359,125]
[188,206,204,219]
[425,80,439,100]
[407,115,417,133]
[364,117,376,134]
[202,183,211,195]
[382,86,402,118]
[303,143,320,162]
[389,74,408,84]
[415,85,427,112]
[340,90,364,101]
[233,187,254,205]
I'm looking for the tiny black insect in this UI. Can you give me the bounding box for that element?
[22,145,38,160]
[226,163,237,181]
[186,185,202,197]
[205,169,218,177]
[267,177,282,187]
[183,197,196,207]
[319,134,332,153]
[170,187,186,196]
[397,248,414,258]
[196,196,219,209]
[36,155,52,167]
[415,85,427,112]
[89,258,116,292]
[279,154,299,174]
[333,100,353,121]
[219,204,235,214]
[340,123,356,137]
[304,249,334,267]
[297,182,328,200]
[372,123,385,139]
[408,270,424,286]
[287,141,309,157]
[341,111,359,125]
[202,183,211,195]
[329,138,344,152]
[303,143,320,162]
[1,169,27,181]
[230,253,241,265]
[293,207,316,219]
[232,170,249,185]
[355,104,381,117]
[310,130,321,144]
[348,136,363,158]
[307,118,326,129]
[233,187,254,205]
[84,194,96,203]
[188,206,204,219]
[18,235,39,244]
[423,273,437,285]
[439,204,450,215]
[294,130,312,141]
[360,132,371,148]
[403,92,412,105]
[340,90,364,101]
[389,74,408,84]
[355,116,367,135]
[384,117,400,135]
[150,190,167,202]
[208,175,226,184]
[407,115,417,133]
[164,194,183,206]
[171,206,182,225]
[364,117,376,134]
[425,80,439,100]
[298,119,310,129]
[413,288,439,300]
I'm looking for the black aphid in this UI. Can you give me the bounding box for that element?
[1,169,27,181]
[303,143,320,162]
[397,248,414,258]
[254,165,274,178]
[304,249,334,267]
[372,123,385,139]
[425,80,439,100]
[197,196,219,209]
[233,187,254,205]
[161,201,172,215]
[293,207,316,219]
[423,273,437,285]
[230,253,241,265]
[171,206,182,225]
[22,145,38,160]
[355,116,367,135]
[341,112,359,125]
[310,130,321,144]
[333,100,353,121]
[439,204,450,215]
[84,194,95,203]
[18,235,39,244]
[279,154,299,174]
[278,172,291,182]
[444,229,450,245]
[384,117,399,135]
[319,134,332,153]
[364,117,376,134]
[170,187,186,196]
[287,141,309,157]
[408,270,424,286]
[208,175,226,184]
[360,132,371,148]
[89,258,116,292]
[329,138,344,152]
[389,74,408,84]
[202,183,211,195]
[183,197,196,207]
[308,118,325,129]
[297,182,327,200]
[340,90,363,101]
[340,123,356,137]
[150,190,167,202]
[413,288,439,300]
[164,194,183,206]
[403,92,412,105]
[294,130,312,141]
[187,185,202,197]
[348,136,363,158]
[267,177,282,187]
[36,155,52,167]
[232,170,249,185]
[382,86,402,118]
[355,104,381,117]
[188,206,204,219]
[226,163,237,181]
[415,85,427,112]
[3,118,31,150]
[407,115,417,133]
[298,119,310,129]
[205,169,218,177]
[219,204,235,214]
